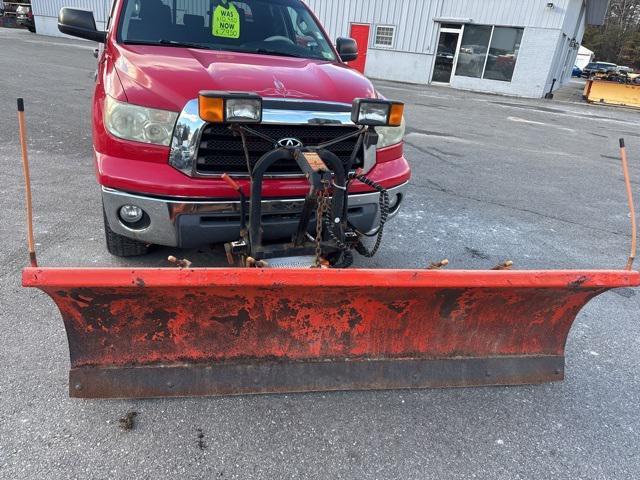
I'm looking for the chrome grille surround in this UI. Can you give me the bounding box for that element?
[169,98,376,178]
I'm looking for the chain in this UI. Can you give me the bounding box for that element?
[350,173,389,258]
[314,182,331,267]
[313,173,389,266]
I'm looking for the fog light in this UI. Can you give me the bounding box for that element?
[226,98,262,123]
[119,205,143,223]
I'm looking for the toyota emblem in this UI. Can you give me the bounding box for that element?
[277,137,304,148]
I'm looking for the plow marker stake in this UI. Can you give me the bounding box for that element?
[23,267,640,399]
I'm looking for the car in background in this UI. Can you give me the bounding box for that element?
[616,66,634,74]
[457,45,488,74]
[16,5,35,32]
[572,65,582,77]
[581,61,617,78]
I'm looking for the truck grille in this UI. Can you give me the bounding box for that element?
[196,124,363,175]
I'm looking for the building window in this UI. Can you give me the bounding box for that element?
[456,25,492,78]
[455,25,524,82]
[483,27,523,81]
[374,25,396,48]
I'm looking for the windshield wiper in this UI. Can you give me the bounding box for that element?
[123,41,315,58]
[123,39,215,50]
[253,48,304,59]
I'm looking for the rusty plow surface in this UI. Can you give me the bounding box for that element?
[22,267,640,399]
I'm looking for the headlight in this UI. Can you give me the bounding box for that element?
[104,96,178,146]
[376,116,405,148]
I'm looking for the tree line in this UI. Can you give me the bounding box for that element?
[583,0,640,68]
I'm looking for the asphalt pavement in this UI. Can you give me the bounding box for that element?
[1,28,639,479]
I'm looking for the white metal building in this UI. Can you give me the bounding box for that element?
[307,0,609,97]
[32,0,609,98]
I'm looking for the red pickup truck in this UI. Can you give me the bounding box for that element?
[58,0,410,256]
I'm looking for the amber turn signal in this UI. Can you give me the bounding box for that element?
[388,103,404,127]
[198,91,262,124]
[198,96,224,123]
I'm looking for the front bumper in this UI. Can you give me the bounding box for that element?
[102,183,408,248]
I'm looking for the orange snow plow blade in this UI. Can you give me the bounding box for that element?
[22,267,640,399]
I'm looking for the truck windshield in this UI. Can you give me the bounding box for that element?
[118,0,337,62]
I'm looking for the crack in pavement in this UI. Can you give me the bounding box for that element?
[414,102,450,110]
[411,180,628,237]
[404,141,462,167]
[430,147,464,158]
[405,127,462,139]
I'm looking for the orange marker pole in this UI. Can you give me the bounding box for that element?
[619,138,636,271]
[17,98,37,267]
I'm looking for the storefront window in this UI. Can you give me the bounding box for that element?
[483,27,523,81]
[455,25,492,78]
[453,25,524,82]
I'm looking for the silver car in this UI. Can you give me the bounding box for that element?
[16,5,36,32]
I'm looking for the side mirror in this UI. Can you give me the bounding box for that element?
[336,37,358,62]
[58,8,106,43]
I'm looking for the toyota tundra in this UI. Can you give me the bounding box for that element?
[57,0,410,256]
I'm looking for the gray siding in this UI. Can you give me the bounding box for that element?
[32,0,110,22]
[306,0,441,54]
[439,0,567,29]
[586,0,609,25]
[562,0,586,35]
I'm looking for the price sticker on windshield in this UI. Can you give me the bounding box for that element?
[212,1,240,39]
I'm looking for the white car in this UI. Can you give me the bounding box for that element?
[616,66,634,74]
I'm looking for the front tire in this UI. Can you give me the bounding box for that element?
[103,209,150,257]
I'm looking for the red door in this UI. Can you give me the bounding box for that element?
[349,24,370,74]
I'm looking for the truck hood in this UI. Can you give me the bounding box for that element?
[112,44,377,112]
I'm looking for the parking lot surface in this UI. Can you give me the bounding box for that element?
[1,28,639,479]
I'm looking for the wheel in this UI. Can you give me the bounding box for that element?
[103,208,150,257]
[28,25,36,33]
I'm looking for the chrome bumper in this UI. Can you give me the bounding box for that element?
[102,183,408,247]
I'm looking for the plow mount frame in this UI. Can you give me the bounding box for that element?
[23,267,640,399]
